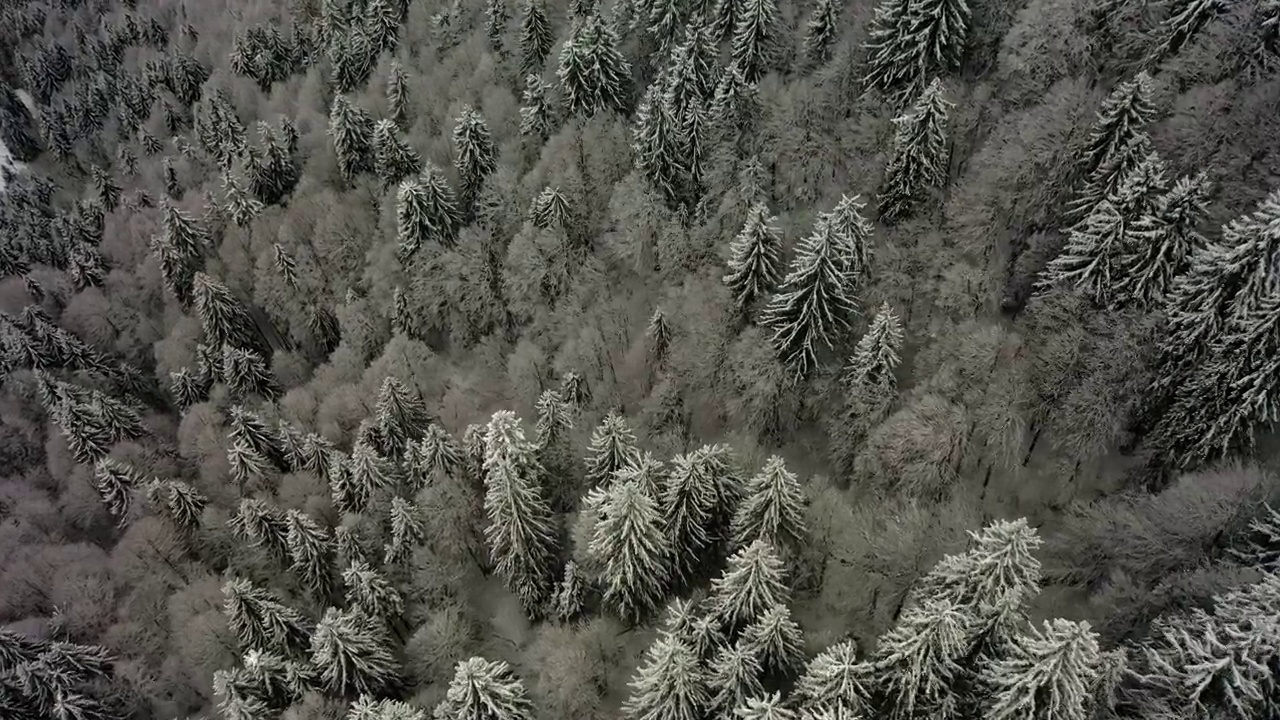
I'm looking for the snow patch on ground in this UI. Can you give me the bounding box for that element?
[0,135,23,195]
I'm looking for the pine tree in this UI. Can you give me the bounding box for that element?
[484,411,559,617]
[915,518,1043,612]
[230,498,293,565]
[519,0,555,77]
[519,74,555,140]
[760,197,871,378]
[804,0,842,67]
[730,456,807,552]
[452,106,498,210]
[328,94,375,183]
[633,70,686,205]
[91,166,121,212]
[863,0,970,98]
[980,619,1102,720]
[91,457,138,524]
[740,604,805,675]
[310,606,398,695]
[397,164,463,261]
[385,496,427,565]
[736,692,797,720]
[622,632,708,720]
[589,478,672,622]
[708,643,765,717]
[221,578,312,655]
[193,272,262,354]
[878,78,953,223]
[553,560,587,623]
[285,509,334,597]
[530,186,571,229]
[1115,171,1212,306]
[558,13,632,116]
[723,201,784,314]
[793,640,874,712]
[343,561,405,620]
[585,411,642,486]
[709,539,791,630]
[435,657,534,720]
[843,302,904,392]
[153,200,207,307]
[373,119,422,187]
[409,424,465,486]
[486,0,510,52]
[387,61,410,129]
[732,0,783,83]
[146,478,208,533]
[872,599,971,720]
[1078,72,1156,182]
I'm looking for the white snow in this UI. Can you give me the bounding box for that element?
[0,136,22,194]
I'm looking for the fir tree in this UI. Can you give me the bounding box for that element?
[484,411,559,617]
[741,604,805,675]
[193,273,263,354]
[452,106,498,210]
[803,0,842,67]
[723,201,784,314]
[376,376,431,454]
[519,74,555,140]
[530,186,571,229]
[553,561,587,623]
[1078,72,1156,182]
[229,405,286,469]
[310,606,399,695]
[221,578,311,655]
[146,478,208,533]
[633,70,687,205]
[1115,171,1212,306]
[622,632,708,720]
[435,657,534,720]
[585,411,642,486]
[713,0,746,40]
[863,0,970,98]
[1150,0,1230,63]
[519,0,555,78]
[91,457,138,524]
[557,13,632,116]
[397,164,463,261]
[709,539,791,630]
[614,452,665,499]
[91,166,121,212]
[872,599,971,720]
[228,439,272,491]
[915,518,1043,612]
[980,619,1102,720]
[878,78,953,223]
[348,438,398,509]
[385,496,427,565]
[343,561,405,620]
[328,94,375,183]
[230,498,293,565]
[387,61,410,129]
[647,308,672,369]
[736,693,796,720]
[222,171,264,229]
[730,455,807,552]
[561,371,591,407]
[222,346,279,400]
[373,119,422,187]
[285,509,334,597]
[662,452,719,582]
[843,302,904,392]
[708,643,765,717]
[153,200,207,307]
[732,0,784,83]
[793,640,874,712]
[589,478,672,622]
[409,424,465,486]
[366,0,403,53]
[486,0,510,53]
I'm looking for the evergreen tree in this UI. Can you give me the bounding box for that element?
[585,411,642,486]
[435,657,534,720]
[614,452,665,499]
[662,452,719,582]
[222,346,279,400]
[730,455,807,552]
[376,376,431,454]
[915,518,1043,612]
[221,578,312,655]
[708,644,765,717]
[271,243,299,290]
[228,439,272,491]
[222,171,265,229]
[1077,72,1156,182]
[760,197,871,378]
[793,640,874,712]
[328,94,375,183]
[343,561,405,621]
[397,164,463,261]
[713,0,746,40]
[553,560,587,623]
[872,599,971,720]
[709,539,791,630]
[863,0,971,98]
[91,457,138,524]
[1149,0,1229,63]
[878,78,952,223]
[153,200,207,307]
[366,0,403,53]
[310,606,399,695]
[732,0,784,83]
[589,478,672,622]
[803,0,842,67]
[980,619,1102,720]
[387,61,410,129]
[740,603,805,675]
[633,70,687,205]
[385,496,427,565]
[285,509,334,597]
[145,478,208,533]
[193,273,263,354]
[230,498,292,565]
[486,0,510,53]
[373,119,422,187]
[622,632,708,720]
[452,106,498,210]
[519,74,555,140]
[723,201,784,314]
[557,13,632,116]
[484,411,559,617]
[736,693,796,720]
[409,424,465,486]
[1115,171,1212,306]
[348,439,398,509]
[91,166,121,212]
[530,186,571,229]
[843,302,904,392]
[519,0,555,78]
[229,405,286,469]
[647,308,672,369]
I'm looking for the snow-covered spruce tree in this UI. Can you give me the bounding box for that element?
[730,455,807,553]
[230,498,293,565]
[245,120,300,205]
[633,70,687,205]
[228,439,272,491]
[91,166,121,212]
[397,164,463,261]
[731,0,784,83]
[90,458,138,524]
[1076,72,1156,183]
[270,243,300,292]
[484,411,559,617]
[589,478,672,622]
[647,308,672,369]
[760,197,870,379]
[222,578,312,656]
[709,539,791,630]
[328,94,375,183]
[863,0,970,98]
[736,692,797,720]
[364,0,403,53]
[222,345,279,400]
[662,452,719,583]
[486,0,510,53]
[384,496,427,565]
[871,598,971,720]
[285,509,335,597]
[723,201,784,314]
[1115,171,1212,307]
[351,696,427,720]
[1149,0,1230,63]
[348,439,398,507]
[614,452,666,500]
[553,560,587,623]
[310,606,399,695]
[376,376,431,454]
[803,0,842,67]
[916,518,1043,611]
[229,405,286,469]
[519,74,555,140]
[373,119,422,187]
[335,525,370,570]
[435,657,534,720]
[740,603,806,675]
[708,643,765,717]
[452,106,498,212]
[647,0,685,53]
[713,0,747,40]
[793,640,874,713]
[153,200,207,307]
[387,61,410,129]
[409,424,465,486]
[520,0,554,78]
[979,619,1102,720]
[530,186,571,229]
[146,478,208,534]
[343,561,405,621]
[844,301,904,392]
[558,12,631,116]
[585,411,642,486]
[622,631,708,720]
[878,78,952,223]
[192,272,262,354]
[222,170,264,229]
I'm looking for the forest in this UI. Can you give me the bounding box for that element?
[0,0,1279,718]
